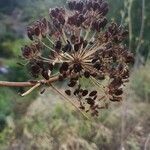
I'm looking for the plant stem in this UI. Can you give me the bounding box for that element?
[0,75,59,87]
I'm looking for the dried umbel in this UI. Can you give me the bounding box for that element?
[21,0,134,117]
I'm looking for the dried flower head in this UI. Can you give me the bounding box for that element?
[21,0,134,117]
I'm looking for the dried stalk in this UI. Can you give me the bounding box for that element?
[0,75,59,87]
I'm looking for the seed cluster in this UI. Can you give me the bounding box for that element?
[21,0,134,116]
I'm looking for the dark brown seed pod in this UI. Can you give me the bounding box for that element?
[58,75,64,81]
[61,62,69,72]
[40,89,46,94]
[49,8,58,18]
[91,72,97,77]
[79,105,85,110]
[34,26,40,36]
[114,88,123,96]
[100,18,108,28]
[83,40,88,48]
[86,1,92,10]
[75,1,84,11]
[86,97,95,105]
[74,43,81,51]
[42,70,50,80]
[58,14,65,25]
[125,53,134,64]
[93,2,100,11]
[48,63,53,71]
[89,91,97,97]
[67,1,76,10]
[122,30,129,37]
[53,19,61,30]
[91,21,99,31]
[92,58,99,64]
[73,63,82,73]
[55,40,62,51]
[110,96,122,102]
[70,35,76,44]
[82,90,88,96]
[74,89,80,96]
[22,46,32,59]
[68,80,76,87]
[84,71,90,78]
[94,62,101,70]
[30,64,41,75]
[98,74,105,80]
[62,43,72,52]
[93,95,97,100]
[65,90,71,96]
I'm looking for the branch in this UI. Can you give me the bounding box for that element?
[128,0,133,51]
[135,0,145,53]
[0,75,59,87]
[134,0,145,68]
[144,133,150,150]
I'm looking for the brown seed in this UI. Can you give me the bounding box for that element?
[110,96,122,102]
[58,75,64,81]
[48,63,54,71]
[89,91,97,97]
[40,89,46,94]
[60,62,69,72]
[74,43,81,51]
[82,90,88,96]
[42,70,49,80]
[70,35,76,44]
[65,90,71,96]
[55,40,62,51]
[84,71,90,78]
[79,105,85,110]
[68,80,76,87]
[74,89,80,96]
[114,88,123,96]
[86,97,95,105]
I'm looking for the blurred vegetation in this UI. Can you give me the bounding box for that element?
[0,0,150,149]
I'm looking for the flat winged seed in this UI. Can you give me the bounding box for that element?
[61,62,69,71]
[98,74,105,80]
[42,70,50,80]
[55,40,62,50]
[40,89,46,94]
[62,43,72,52]
[86,98,95,105]
[82,90,88,96]
[94,62,101,70]
[73,64,82,73]
[84,71,90,78]
[92,58,98,64]
[89,91,97,97]
[114,89,123,96]
[70,35,76,44]
[58,75,64,81]
[67,1,76,10]
[109,97,122,102]
[79,105,85,110]
[75,2,84,11]
[74,43,80,51]
[48,63,54,71]
[68,80,76,87]
[65,90,71,96]
[74,89,80,96]
[31,65,41,75]
[34,26,40,36]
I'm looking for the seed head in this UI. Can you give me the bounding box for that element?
[21,0,134,117]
